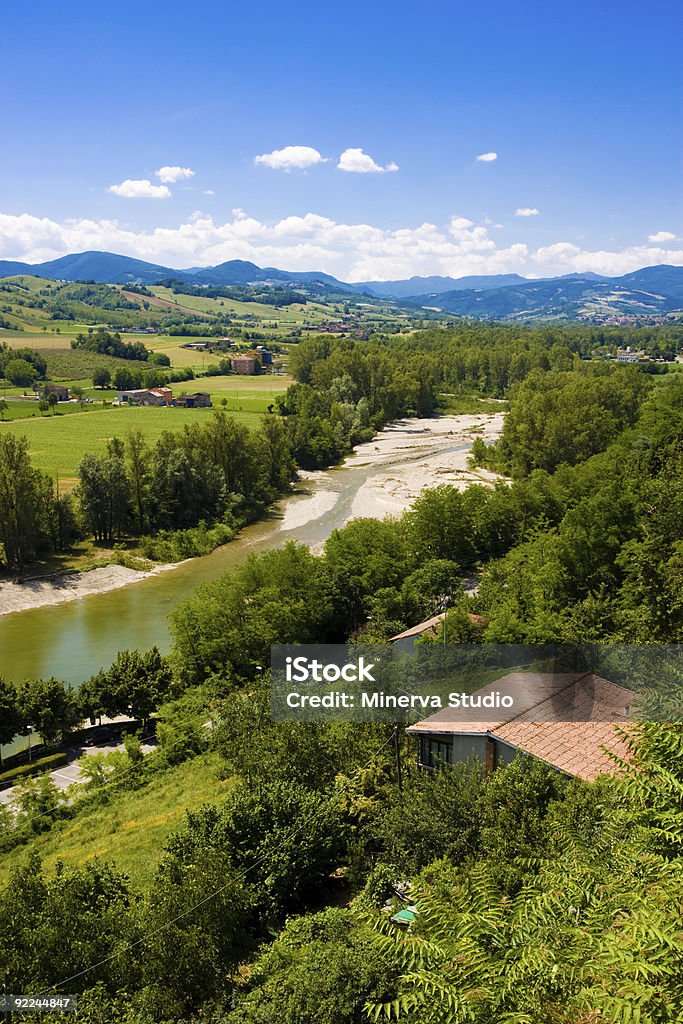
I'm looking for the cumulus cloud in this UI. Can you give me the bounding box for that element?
[648,230,676,243]
[203,189,216,196]
[155,166,195,183]
[108,179,171,199]
[515,208,540,217]
[476,152,497,162]
[2,209,683,282]
[254,146,326,170]
[337,148,399,173]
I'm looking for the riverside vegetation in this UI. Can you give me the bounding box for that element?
[0,325,682,1022]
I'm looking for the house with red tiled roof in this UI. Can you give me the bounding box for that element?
[389,612,487,653]
[407,671,637,781]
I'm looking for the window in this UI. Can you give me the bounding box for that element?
[422,736,452,767]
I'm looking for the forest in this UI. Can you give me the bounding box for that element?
[0,324,682,1022]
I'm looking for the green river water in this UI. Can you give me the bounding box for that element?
[0,440,470,686]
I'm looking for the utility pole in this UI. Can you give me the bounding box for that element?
[393,726,403,793]
[2,971,11,1023]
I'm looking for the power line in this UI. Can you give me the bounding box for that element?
[34,728,400,996]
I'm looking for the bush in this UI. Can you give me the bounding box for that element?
[0,752,68,789]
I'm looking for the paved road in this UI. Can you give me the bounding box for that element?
[0,737,156,810]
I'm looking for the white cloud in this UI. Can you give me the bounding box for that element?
[476,152,497,162]
[337,148,399,173]
[2,209,683,282]
[515,208,540,217]
[254,146,326,171]
[155,165,195,183]
[648,230,676,243]
[108,179,171,199]
[203,189,216,196]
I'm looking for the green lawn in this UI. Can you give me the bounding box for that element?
[0,754,234,887]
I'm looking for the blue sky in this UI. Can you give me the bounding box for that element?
[1,0,681,280]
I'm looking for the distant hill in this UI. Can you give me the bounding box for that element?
[408,265,683,321]
[0,251,177,286]
[0,252,364,294]
[357,273,528,298]
[1,253,682,321]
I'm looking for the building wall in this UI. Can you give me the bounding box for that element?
[417,732,520,772]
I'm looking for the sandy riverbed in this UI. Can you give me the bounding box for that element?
[0,412,504,616]
[0,563,176,617]
[348,412,504,520]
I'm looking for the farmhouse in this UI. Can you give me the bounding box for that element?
[116,388,173,406]
[407,671,637,781]
[231,354,259,375]
[172,391,212,408]
[41,384,69,402]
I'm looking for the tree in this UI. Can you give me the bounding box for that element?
[225,909,397,1024]
[164,778,345,916]
[0,677,21,754]
[0,399,8,421]
[92,366,111,389]
[13,775,64,828]
[4,358,37,387]
[323,519,409,634]
[125,430,151,533]
[104,647,174,726]
[47,391,58,414]
[77,440,131,542]
[113,367,140,391]
[0,434,50,569]
[15,676,77,745]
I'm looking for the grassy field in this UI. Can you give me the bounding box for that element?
[0,398,88,422]
[0,754,233,887]
[1,405,255,481]
[0,375,291,480]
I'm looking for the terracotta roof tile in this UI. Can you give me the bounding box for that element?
[408,672,637,780]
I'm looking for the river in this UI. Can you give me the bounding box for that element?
[0,413,502,685]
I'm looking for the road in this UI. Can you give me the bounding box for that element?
[0,736,157,810]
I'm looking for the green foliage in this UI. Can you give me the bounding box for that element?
[79,646,174,723]
[172,542,333,681]
[0,751,68,786]
[15,675,79,745]
[72,328,150,362]
[3,357,38,386]
[0,346,47,381]
[226,909,397,1024]
[497,365,648,476]
[164,778,345,917]
[375,763,484,873]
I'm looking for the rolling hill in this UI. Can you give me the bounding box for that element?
[407,266,683,321]
[1,253,682,321]
[0,252,363,294]
[356,273,529,297]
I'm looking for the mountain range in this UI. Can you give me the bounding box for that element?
[1,251,682,321]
